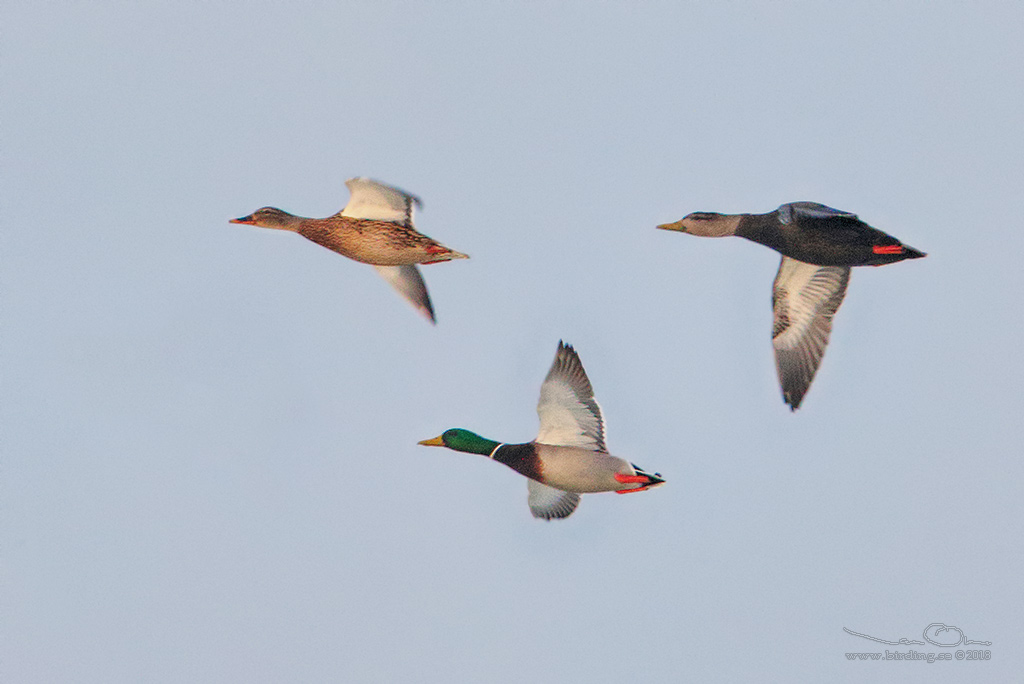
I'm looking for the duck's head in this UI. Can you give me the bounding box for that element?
[230,207,298,231]
[418,429,500,456]
[657,212,740,237]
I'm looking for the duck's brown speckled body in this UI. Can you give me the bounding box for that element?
[293,215,462,266]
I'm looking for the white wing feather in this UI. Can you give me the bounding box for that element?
[339,177,421,224]
[535,342,607,451]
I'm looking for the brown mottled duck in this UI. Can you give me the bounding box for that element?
[232,177,468,323]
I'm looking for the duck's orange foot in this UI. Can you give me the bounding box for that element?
[872,244,904,254]
[425,245,448,254]
[614,472,658,494]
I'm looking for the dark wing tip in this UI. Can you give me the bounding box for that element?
[550,341,592,393]
[424,297,437,325]
[779,356,813,409]
[783,389,804,411]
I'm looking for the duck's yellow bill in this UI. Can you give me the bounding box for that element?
[656,221,683,231]
[417,435,445,447]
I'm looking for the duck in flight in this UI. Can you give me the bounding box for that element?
[231,177,468,324]
[658,202,926,410]
[419,342,664,520]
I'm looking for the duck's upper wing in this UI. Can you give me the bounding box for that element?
[372,265,436,324]
[778,202,859,224]
[535,341,607,451]
[772,257,851,410]
[527,480,581,520]
[338,177,422,225]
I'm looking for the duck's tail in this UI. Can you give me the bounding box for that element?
[869,242,927,265]
[614,466,665,494]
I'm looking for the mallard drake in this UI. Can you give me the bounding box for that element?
[419,341,664,520]
[231,177,468,323]
[658,202,926,410]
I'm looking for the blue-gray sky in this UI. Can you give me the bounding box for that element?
[5,2,1022,681]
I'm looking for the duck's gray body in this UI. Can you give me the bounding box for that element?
[490,442,649,493]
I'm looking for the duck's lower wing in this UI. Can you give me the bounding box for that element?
[772,257,851,410]
[373,265,436,324]
[527,480,581,520]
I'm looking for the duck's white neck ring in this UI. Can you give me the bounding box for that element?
[488,443,506,460]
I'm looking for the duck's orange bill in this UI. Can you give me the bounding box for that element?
[872,244,904,254]
[230,216,256,225]
[418,435,445,447]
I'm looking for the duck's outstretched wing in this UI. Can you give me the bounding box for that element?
[772,257,851,410]
[338,177,422,225]
[372,265,436,324]
[527,480,581,520]
[535,341,606,451]
[778,202,859,224]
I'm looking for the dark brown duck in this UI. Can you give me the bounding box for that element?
[658,201,925,267]
[658,202,926,410]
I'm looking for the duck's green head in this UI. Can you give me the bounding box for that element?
[418,429,500,455]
